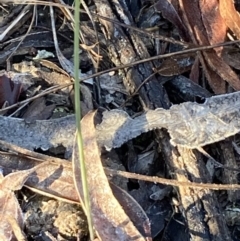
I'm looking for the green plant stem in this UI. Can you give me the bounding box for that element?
[74,0,94,240]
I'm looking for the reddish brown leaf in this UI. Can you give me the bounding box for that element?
[199,0,227,49]
[0,75,21,108]
[179,0,240,93]
[73,110,149,241]
[219,0,240,39]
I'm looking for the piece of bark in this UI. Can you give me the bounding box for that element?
[95,0,170,110]
[219,140,240,202]
[164,75,212,102]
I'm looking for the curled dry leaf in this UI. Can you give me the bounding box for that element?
[0,162,49,241]
[72,110,150,241]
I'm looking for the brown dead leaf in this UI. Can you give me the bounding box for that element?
[0,147,80,204]
[199,0,227,49]
[110,183,151,239]
[219,0,240,39]
[0,140,151,239]
[73,110,149,241]
[0,162,49,241]
[179,0,240,93]
[154,0,190,41]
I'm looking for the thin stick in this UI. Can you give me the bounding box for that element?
[105,168,240,190]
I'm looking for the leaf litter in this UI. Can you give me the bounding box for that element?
[2,0,240,240]
[0,162,51,241]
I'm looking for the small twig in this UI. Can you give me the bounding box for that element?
[0,85,65,114]
[105,168,240,190]
[1,139,240,194]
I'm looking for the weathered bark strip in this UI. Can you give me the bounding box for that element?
[178,147,231,241]
[158,131,231,241]
[219,140,240,202]
[94,0,169,110]
[93,1,232,240]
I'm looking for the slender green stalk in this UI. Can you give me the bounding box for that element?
[74,0,94,239]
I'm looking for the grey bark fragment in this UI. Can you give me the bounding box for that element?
[0,115,75,155]
[97,91,240,150]
[0,91,239,153]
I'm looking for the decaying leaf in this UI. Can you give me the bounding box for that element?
[0,162,49,241]
[110,183,151,239]
[72,110,150,241]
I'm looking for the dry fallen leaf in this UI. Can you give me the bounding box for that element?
[219,0,240,39]
[0,146,80,204]
[73,110,150,241]
[0,162,49,241]
[179,0,240,93]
